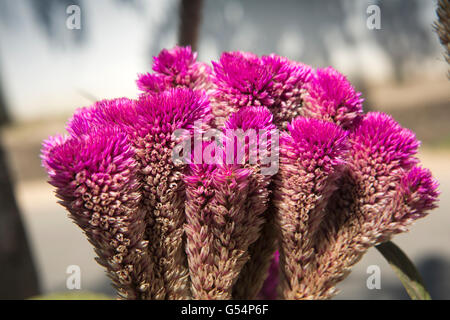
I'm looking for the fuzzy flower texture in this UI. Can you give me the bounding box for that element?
[42,46,439,300]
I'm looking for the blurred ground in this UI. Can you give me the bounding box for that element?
[1,78,449,299]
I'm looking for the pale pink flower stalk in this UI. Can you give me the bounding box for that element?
[184,164,263,299]
[130,89,211,299]
[137,46,212,94]
[274,117,349,300]
[223,107,279,300]
[184,107,273,299]
[42,128,158,299]
[306,112,439,299]
[211,51,312,128]
[65,88,212,299]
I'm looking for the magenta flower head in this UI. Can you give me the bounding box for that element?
[211,51,312,128]
[67,98,138,137]
[223,106,278,175]
[42,128,136,211]
[135,87,211,134]
[302,67,363,129]
[136,73,172,94]
[285,117,349,170]
[41,134,69,170]
[68,89,211,138]
[137,46,211,94]
[274,117,349,299]
[394,165,440,225]
[224,106,275,132]
[211,51,273,127]
[42,127,158,299]
[262,54,313,128]
[213,52,273,107]
[350,112,420,173]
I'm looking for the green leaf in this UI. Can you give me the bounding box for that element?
[376,241,431,300]
[29,291,113,300]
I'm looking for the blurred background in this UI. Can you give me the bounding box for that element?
[0,0,448,299]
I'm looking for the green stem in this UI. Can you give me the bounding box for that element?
[376,241,431,300]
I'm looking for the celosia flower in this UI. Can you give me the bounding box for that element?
[301,67,363,129]
[306,112,439,299]
[222,106,280,299]
[128,89,211,300]
[41,127,160,299]
[262,54,313,128]
[184,164,264,299]
[350,111,419,170]
[137,46,211,94]
[211,51,312,128]
[224,106,276,132]
[184,107,274,299]
[273,117,349,299]
[41,47,440,301]
[49,88,212,300]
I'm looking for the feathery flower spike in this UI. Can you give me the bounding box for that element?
[211,52,272,127]
[274,117,349,300]
[66,89,212,299]
[130,89,211,299]
[224,107,280,299]
[307,112,439,299]
[184,107,274,299]
[42,128,158,299]
[66,98,138,137]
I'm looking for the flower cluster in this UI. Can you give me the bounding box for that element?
[42,46,439,300]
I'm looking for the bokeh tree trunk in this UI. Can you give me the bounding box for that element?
[178,0,203,51]
[0,59,40,299]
